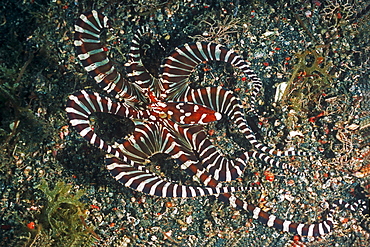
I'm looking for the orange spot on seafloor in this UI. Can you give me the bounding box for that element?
[263,171,275,182]
[27,222,36,230]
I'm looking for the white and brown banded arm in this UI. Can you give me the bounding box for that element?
[125,26,164,98]
[160,42,312,158]
[160,42,262,113]
[105,122,257,197]
[218,193,335,237]
[74,10,145,104]
[106,156,258,198]
[175,120,304,182]
[218,190,368,236]
[66,90,142,164]
[113,121,228,188]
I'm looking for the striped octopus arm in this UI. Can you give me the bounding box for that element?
[74,10,145,104]
[106,155,256,198]
[160,42,311,157]
[66,90,138,164]
[218,193,367,237]
[168,122,364,236]
[175,116,305,181]
[125,26,164,98]
[105,122,257,197]
[160,42,262,113]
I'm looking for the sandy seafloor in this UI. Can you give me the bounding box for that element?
[0,0,369,246]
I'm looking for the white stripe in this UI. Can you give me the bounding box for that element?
[124,173,150,187]
[296,224,304,235]
[252,207,261,219]
[185,43,202,63]
[215,44,222,60]
[78,48,105,60]
[74,40,83,46]
[80,14,100,32]
[69,119,89,127]
[198,188,205,196]
[84,58,109,72]
[162,63,192,72]
[94,93,104,112]
[115,169,139,181]
[92,10,103,29]
[283,220,291,232]
[136,177,157,192]
[224,50,234,63]
[161,183,169,197]
[203,176,212,186]
[172,184,178,197]
[308,224,315,237]
[229,195,237,208]
[323,221,331,233]
[90,133,96,144]
[69,94,91,114]
[162,56,194,69]
[318,223,325,236]
[205,187,213,195]
[75,25,99,38]
[98,138,104,149]
[267,215,276,227]
[149,180,163,196]
[175,46,198,65]
[196,42,208,61]
[79,126,91,137]
[82,91,96,111]
[80,38,100,43]
[181,186,187,198]
[106,163,131,170]
[189,186,197,197]
[65,107,88,118]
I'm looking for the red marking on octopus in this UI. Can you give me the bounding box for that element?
[165,102,222,124]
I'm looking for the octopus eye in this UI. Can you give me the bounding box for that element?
[158,112,167,118]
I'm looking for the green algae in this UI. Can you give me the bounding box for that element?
[27,180,98,247]
[280,48,334,112]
